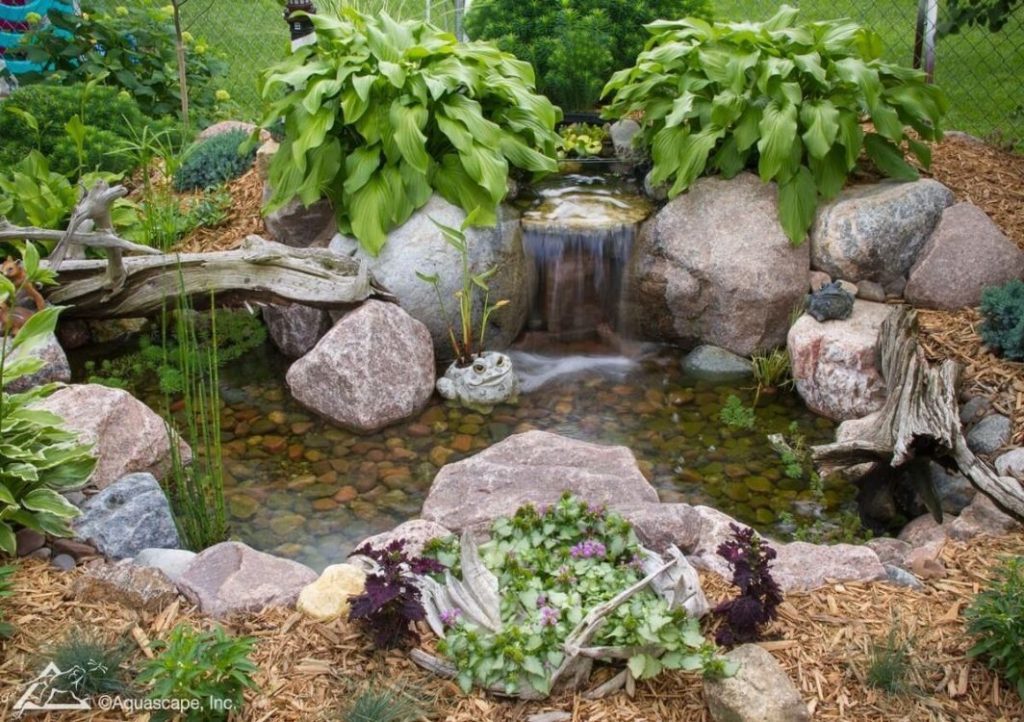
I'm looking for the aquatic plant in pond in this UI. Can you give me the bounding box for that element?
[259,9,560,255]
[601,5,947,244]
[425,494,729,696]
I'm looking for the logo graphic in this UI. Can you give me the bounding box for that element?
[13,662,92,714]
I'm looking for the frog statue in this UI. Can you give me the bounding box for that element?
[806,280,855,322]
[436,351,520,413]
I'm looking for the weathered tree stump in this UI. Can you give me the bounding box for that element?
[812,305,1024,522]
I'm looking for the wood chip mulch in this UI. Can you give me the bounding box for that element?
[175,167,267,253]
[1,530,1022,721]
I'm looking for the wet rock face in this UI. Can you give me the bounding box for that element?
[286,300,435,434]
[626,173,810,356]
[329,194,532,360]
[810,179,954,285]
[31,383,191,489]
[788,301,890,421]
[421,430,659,533]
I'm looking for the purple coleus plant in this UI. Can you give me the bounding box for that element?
[348,539,445,650]
[713,524,784,646]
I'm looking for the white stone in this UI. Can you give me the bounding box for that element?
[296,564,367,622]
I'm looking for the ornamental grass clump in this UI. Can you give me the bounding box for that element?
[258,10,561,255]
[602,4,947,244]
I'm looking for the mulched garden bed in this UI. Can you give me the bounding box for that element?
[2,530,1022,721]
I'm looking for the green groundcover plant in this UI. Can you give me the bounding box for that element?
[965,555,1024,698]
[258,9,560,255]
[424,494,728,696]
[602,5,948,244]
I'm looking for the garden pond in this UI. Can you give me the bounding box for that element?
[70,339,841,572]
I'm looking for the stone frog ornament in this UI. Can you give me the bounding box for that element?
[437,351,520,413]
[806,280,855,322]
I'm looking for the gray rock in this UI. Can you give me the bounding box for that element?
[865,537,912,566]
[885,275,908,298]
[617,503,703,553]
[703,644,809,722]
[609,119,642,161]
[995,448,1024,480]
[262,303,332,358]
[197,120,269,143]
[643,169,668,202]
[681,345,753,380]
[928,463,975,515]
[626,173,810,355]
[905,203,1024,310]
[960,396,991,425]
[263,193,336,248]
[134,548,197,584]
[73,559,179,612]
[421,430,659,533]
[176,541,318,618]
[966,414,1012,455]
[329,195,531,360]
[286,301,435,434]
[73,473,180,559]
[947,494,1021,540]
[806,281,855,322]
[51,554,76,571]
[353,519,453,558]
[1,333,70,393]
[32,384,191,490]
[857,280,887,302]
[884,564,924,590]
[810,179,954,285]
[788,300,890,421]
[688,506,886,591]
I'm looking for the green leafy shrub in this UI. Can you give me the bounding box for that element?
[19,0,227,120]
[425,494,727,696]
[138,624,258,721]
[720,394,755,430]
[966,555,1024,698]
[0,564,14,639]
[0,83,153,176]
[465,0,712,111]
[173,130,257,192]
[0,305,96,554]
[979,278,1024,361]
[48,630,131,696]
[602,5,948,244]
[259,10,560,255]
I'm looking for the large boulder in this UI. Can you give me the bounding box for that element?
[625,173,809,355]
[421,430,659,533]
[787,301,890,421]
[176,541,318,618]
[2,333,70,393]
[810,179,954,285]
[262,303,332,358]
[703,644,810,722]
[905,203,1024,309]
[286,300,435,434]
[688,506,886,592]
[330,195,531,359]
[32,384,190,489]
[73,473,180,559]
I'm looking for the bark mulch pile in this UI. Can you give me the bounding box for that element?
[176,167,267,253]
[2,530,1022,721]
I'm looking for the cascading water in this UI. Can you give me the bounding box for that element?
[516,172,653,347]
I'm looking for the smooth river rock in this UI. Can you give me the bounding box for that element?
[905,203,1024,309]
[626,173,810,356]
[330,194,531,360]
[73,473,180,559]
[421,430,659,532]
[286,300,435,434]
[176,541,318,618]
[810,179,954,285]
[32,384,191,489]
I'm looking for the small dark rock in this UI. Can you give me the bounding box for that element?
[806,281,855,322]
[959,396,992,426]
[15,528,46,557]
[29,547,52,561]
[928,462,975,515]
[51,538,99,561]
[57,319,92,350]
[883,275,908,298]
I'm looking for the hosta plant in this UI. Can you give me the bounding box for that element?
[0,302,96,555]
[601,5,947,244]
[258,10,560,255]
[422,494,728,697]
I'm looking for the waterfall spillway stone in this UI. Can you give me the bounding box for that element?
[518,173,653,344]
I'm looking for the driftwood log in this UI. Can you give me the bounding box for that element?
[1,182,393,317]
[812,305,1024,522]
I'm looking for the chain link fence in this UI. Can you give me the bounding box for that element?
[190,0,1024,147]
